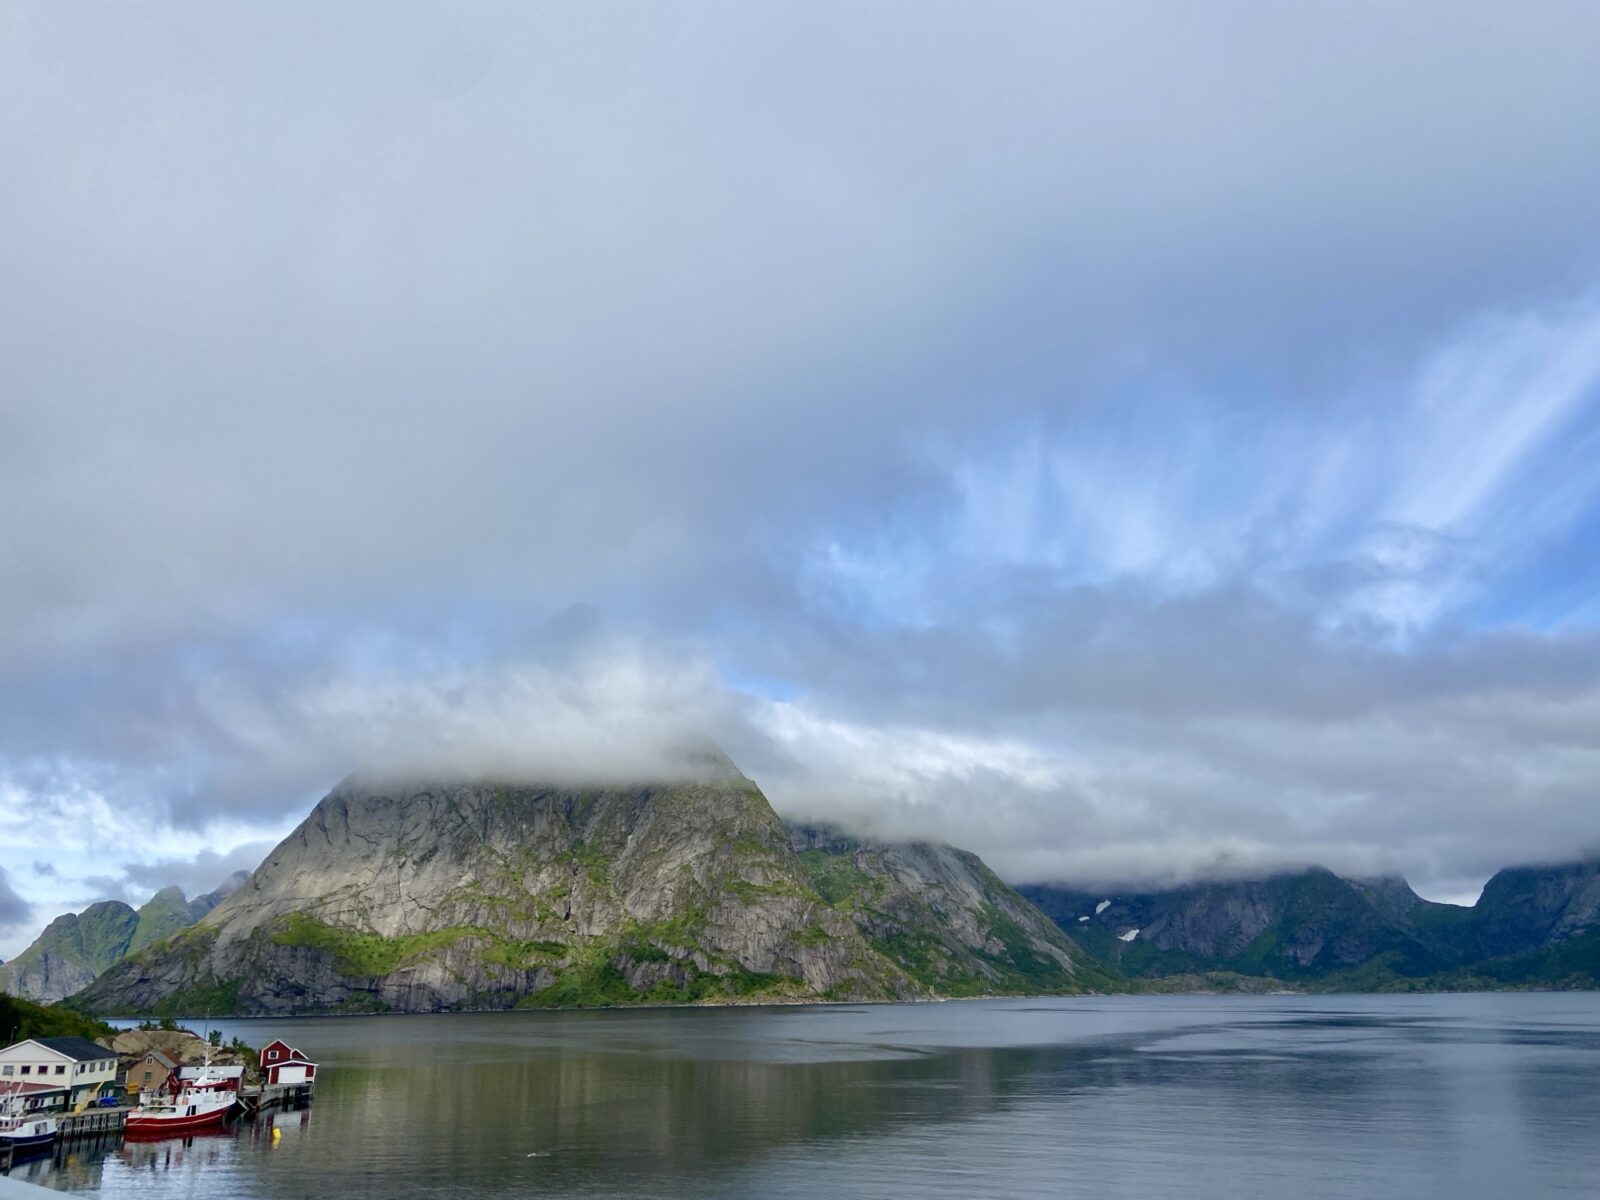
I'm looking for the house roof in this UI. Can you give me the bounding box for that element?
[0,1080,69,1097]
[260,1039,315,1064]
[33,1037,116,1062]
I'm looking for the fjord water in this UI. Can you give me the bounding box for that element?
[13,994,1600,1198]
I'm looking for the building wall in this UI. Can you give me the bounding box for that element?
[127,1055,175,1096]
[0,1043,117,1104]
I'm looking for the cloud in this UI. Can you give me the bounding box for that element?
[3,3,1600,908]
[6,4,1600,670]
[0,866,31,935]
[77,843,274,908]
[741,584,1600,893]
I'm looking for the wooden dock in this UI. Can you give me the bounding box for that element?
[1,1105,129,1171]
[238,1082,313,1114]
[58,1107,128,1141]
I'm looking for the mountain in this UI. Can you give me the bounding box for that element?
[74,759,1100,1016]
[0,901,140,1003]
[1462,861,1600,956]
[1020,858,1600,990]
[0,876,250,1003]
[123,872,249,955]
[789,826,1117,996]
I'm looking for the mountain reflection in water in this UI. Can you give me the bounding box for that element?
[8,994,1600,1198]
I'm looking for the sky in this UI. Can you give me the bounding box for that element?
[5,2,1600,957]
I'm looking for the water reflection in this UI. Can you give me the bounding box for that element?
[8,995,1600,1199]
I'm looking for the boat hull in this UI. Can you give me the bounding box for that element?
[0,1131,58,1156]
[124,1106,233,1138]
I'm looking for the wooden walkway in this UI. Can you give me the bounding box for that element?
[0,1107,127,1172]
[59,1107,128,1140]
[238,1082,313,1114]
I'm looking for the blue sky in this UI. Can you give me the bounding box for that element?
[4,2,1600,955]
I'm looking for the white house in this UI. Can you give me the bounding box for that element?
[0,1037,118,1110]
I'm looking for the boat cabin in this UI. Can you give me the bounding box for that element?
[259,1039,317,1085]
[0,1079,70,1114]
[175,1063,244,1092]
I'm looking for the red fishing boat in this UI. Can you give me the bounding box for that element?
[124,1062,237,1138]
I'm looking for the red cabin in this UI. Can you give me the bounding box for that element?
[258,1040,318,1086]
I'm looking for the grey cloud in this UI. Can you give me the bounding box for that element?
[117,845,275,902]
[0,866,31,932]
[3,3,1600,904]
[77,876,140,907]
[732,572,1600,896]
[5,4,1600,669]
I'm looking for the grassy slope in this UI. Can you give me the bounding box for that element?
[93,832,1112,1015]
[0,903,140,991]
[130,888,201,955]
[792,845,1118,997]
[0,991,115,1041]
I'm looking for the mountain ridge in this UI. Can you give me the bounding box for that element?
[0,870,247,1003]
[1019,858,1600,990]
[75,765,1099,1015]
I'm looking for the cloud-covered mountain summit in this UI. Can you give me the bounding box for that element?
[5,4,1600,933]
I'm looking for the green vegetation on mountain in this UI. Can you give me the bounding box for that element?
[2,873,251,1004]
[0,902,140,1003]
[0,990,115,1041]
[789,826,1117,997]
[73,756,1105,1016]
[1022,858,1600,992]
[131,886,207,954]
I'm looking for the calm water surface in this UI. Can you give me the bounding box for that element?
[9,993,1600,1198]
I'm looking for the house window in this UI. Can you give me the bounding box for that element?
[55,1065,64,1075]
[20,1065,30,1075]
[2,1066,12,1076]
[268,1050,279,1060]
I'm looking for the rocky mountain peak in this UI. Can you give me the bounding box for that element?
[76,760,1099,1015]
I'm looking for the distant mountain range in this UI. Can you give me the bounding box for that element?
[10,752,1599,1014]
[0,873,249,1002]
[73,754,1094,1016]
[1019,860,1600,990]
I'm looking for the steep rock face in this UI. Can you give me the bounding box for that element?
[1021,869,1447,980]
[1023,858,1600,989]
[0,902,139,1002]
[1467,861,1600,956]
[78,764,931,1015]
[2,873,279,1003]
[788,826,1104,995]
[192,870,251,919]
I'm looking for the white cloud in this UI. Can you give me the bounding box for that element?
[4,3,1600,937]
